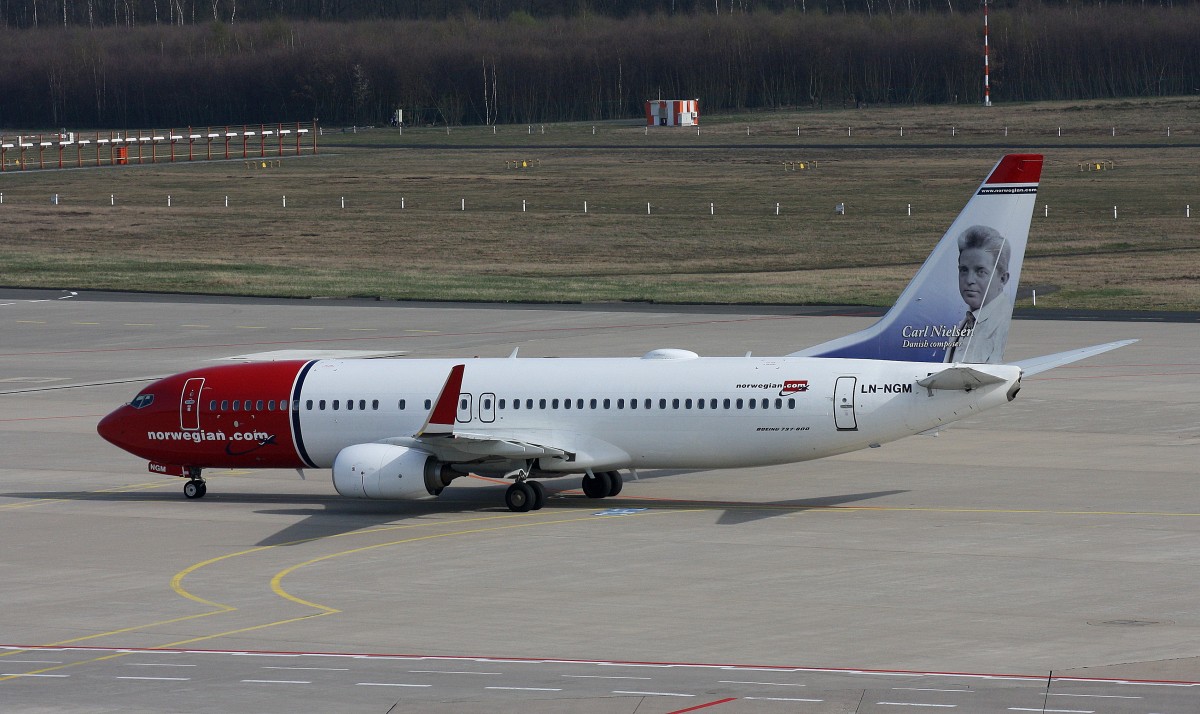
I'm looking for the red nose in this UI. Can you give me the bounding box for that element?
[97,409,127,448]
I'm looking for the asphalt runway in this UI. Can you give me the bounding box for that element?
[1,290,1198,713]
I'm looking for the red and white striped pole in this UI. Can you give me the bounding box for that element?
[983,0,992,107]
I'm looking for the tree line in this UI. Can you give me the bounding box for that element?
[1,6,1197,129]
[1,0,1195,29]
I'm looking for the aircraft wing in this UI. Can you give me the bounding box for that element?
[398,364,626,470]
[387,432,573,463]
[1013,339,1138,377]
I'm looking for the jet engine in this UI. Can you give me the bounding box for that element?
[332,444,451,500]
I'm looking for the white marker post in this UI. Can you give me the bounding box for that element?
[583,201,587,214]
[340,196,345,209]
[167,195,171,207]
[775,202,780,216]
[907,204,912,216]
[1113,205,1118,220]
[522,200,526,212]
[225,196,229,207]
[646,202,651,215]
[401,197,405,209]
[283,196,287,208]
[709,202,714,216]
[461,198,465,211]
[111,194,115,206]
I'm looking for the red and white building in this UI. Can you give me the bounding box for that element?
[645,99,699,127]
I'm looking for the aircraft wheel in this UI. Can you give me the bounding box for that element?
[505,482,534,512]
[183,480,206,499]
[581,471,612,499]
[605,471,623,498]
[528,481,546,510]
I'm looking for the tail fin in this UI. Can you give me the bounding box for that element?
[791,154,1042,364]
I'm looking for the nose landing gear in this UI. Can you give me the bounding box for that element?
[182,467,207,499]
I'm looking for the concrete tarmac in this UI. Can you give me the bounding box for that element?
[1,290,1198,713]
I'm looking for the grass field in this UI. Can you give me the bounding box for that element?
[1,97,1198,310]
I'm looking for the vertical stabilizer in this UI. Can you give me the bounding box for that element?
[791,154,1042,364]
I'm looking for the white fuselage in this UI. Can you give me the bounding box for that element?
[293,355,1020,472]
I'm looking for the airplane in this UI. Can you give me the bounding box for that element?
[97,154,1134,512]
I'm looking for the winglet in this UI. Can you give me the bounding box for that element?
[416,364,465,437]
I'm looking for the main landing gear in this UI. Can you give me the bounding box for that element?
[504,479,545,513]
[182,468,207,499]
[582,470,623,499]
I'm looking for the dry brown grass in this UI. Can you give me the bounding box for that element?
[2,98,1198,309]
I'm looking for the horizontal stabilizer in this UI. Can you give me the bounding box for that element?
[917,366,1009,391]
[1014,340,1138,377]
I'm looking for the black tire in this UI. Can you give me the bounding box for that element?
[605,471,623,498]
[581,471,612,499]
[528,480,546,510]
[197,482,207,498]
[183,481,204,499]
[505,482,534,512]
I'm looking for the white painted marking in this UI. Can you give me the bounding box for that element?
[613,690,694,697]
[562,675,652,680]
[3,660,63,664]
[744,697,824,702]
[357,682,432,688]
[719,680,806,686]
[409,670,502,675]
[262,666,350,671]
[1048,693,1141,699]
[1008,709,1093,713]
[893,688,971,693]
[126,663,197,667]
[115,676,191,681]
[241,679,311,684]
[878,704,957,708]
[2,673,70,677]
[486,686,563,691]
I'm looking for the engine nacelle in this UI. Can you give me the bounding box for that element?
[332,444,444,500]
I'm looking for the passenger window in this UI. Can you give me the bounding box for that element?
[220,400,228,411]
[576,399,583,409]
[788,398,795,409]
[526,399,534,409]
[483,398,492,410]
[564,399,571,410]
[723,398,730,409]
[292,400,299,411]
[603,398,610,409]
[672,399,680,409]
[685,399,692,409]
[399,399,406,410]
[736,399,743,409]
[697,398,704,410]
[266,400,274,411]
[347,400,353,411]
[319,400,326,410]
[590,399,597,409]
[333,400,340,410]
[359,400,366,410]
[539,399,546,409]
[775,398,783,409]
[459,398,468,410]
[254,400,262,411]
[617,399,624,409]
[305,400,313,410]
[630,398,637,410]
[209,400,217,411]
[232,400,241,411]
[498,399,505,409]
[659,399,667,409]
[710,398,717,409]
[644,398,651,409]
[552,399,560,409]
[749,399,756,410]
[424,399,432,409]
[513,399,520,410]
[372,400,379,410]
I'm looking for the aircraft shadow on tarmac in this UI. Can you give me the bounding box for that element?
[1,478,907,547]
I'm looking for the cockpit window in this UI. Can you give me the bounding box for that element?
[130,393,155,409]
